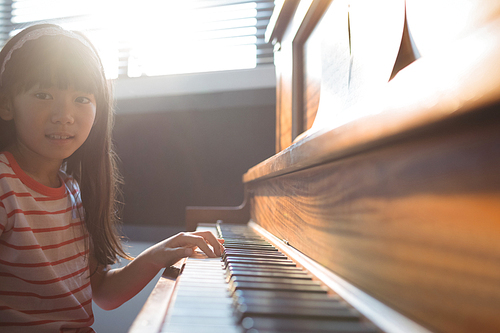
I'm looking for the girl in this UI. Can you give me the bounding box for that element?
[0,24,223,332]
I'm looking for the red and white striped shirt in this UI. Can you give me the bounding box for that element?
[0,152,94,333]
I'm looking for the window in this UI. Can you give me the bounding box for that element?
[2,0,274,79]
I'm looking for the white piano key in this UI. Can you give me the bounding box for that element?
[166,316,237,326]
[174,289,231,297]
[172,297,233,307]
[169,307,233,318]
[170,295,233,304]
[161,253,240,333]
[160,323,240,333]
[168,301,233,311]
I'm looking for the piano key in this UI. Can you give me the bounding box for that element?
[233,296,348,310]
[230,281,327,294]
[224,248,281,253]
[161,324,239,333]
[235,303,361,322]
[169,306,233,318]
[225,256,294,264]
[226,265,305,273]
[225,259,296,267]
[223,241,270,246]
[223,237,268,242]
[226,263,303,271]
[226,269,311,281]
[225,268,307,281]
[224,236,267,240]
[222,238,273,244]
[174,296,234,306]
[240,317,379,333]
[159,223,381,333]
[226,263,302,271]
[224,245,278,251]
[174,287,231,297]
[224,249,285,255]
[233,289,339,302]
[223,251,287,260]
[229,275,319,286]
[165,316,237,328]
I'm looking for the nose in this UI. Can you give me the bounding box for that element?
[50,98,75,125]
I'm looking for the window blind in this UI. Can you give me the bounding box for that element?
[3,0,274,79]
[0,0,12,46]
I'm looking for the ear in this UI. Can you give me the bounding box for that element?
[0,106,13,121]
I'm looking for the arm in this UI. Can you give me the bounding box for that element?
[90,230,224,311]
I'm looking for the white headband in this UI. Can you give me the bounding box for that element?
[0,26,98,86]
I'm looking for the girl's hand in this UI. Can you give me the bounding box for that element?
[90,230,225,310]
[140,231,225,269]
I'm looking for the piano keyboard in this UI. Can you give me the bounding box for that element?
[159,223,380,333]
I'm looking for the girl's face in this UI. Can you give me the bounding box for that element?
[2,84,96,167]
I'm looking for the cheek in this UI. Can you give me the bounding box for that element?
[14,112,45,136]
[79,108,97,135]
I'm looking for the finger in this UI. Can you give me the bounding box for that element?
[217,238,225,253]
[192,231,224,256]
[188,235,217,258]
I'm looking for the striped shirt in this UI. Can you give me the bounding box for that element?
[0,152,94,333]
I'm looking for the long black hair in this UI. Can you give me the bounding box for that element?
[0,24,130,266]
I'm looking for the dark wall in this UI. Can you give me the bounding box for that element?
[112,93,275,228]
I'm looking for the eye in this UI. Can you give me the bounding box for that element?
[35,92,52,100]
[75,96,91,104]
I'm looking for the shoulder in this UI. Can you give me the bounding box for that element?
[0,153,13,231]
[0,152,14,173]
[0,152,17,194]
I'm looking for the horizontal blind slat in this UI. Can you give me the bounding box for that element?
[4,0,274,78]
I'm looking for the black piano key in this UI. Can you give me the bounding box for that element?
[235,303,361,322]
[223,252,288,261]
[224,245,278,251]
[223,240,270,245]
[224,249,286,257]
[224,248,282,254]
[225,259,295,268]
[225,258,296,266]
[226,263,303,272]
[216,223,379,333]
[226,269,311,281]
[233,290,339,303]
[233,296,348,310]
[223,236,267,241]
[230,281,327,294]
[225,267,307,281]
[229,277,323,294]
[241,317,379,333]
[229,275,317,286]
[222,238,272,243]
[225,262,296,271]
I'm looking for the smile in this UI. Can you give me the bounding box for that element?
[47,134,73,139]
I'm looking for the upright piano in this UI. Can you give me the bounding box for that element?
[129,0,500,332]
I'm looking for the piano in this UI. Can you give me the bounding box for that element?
[129,0,500,332]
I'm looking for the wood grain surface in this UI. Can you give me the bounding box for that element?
[248,111,500,333]
[245,14,500,183]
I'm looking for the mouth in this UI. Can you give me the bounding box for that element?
[46,134,74,140]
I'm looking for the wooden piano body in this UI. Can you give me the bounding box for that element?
[130,0,500,332]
